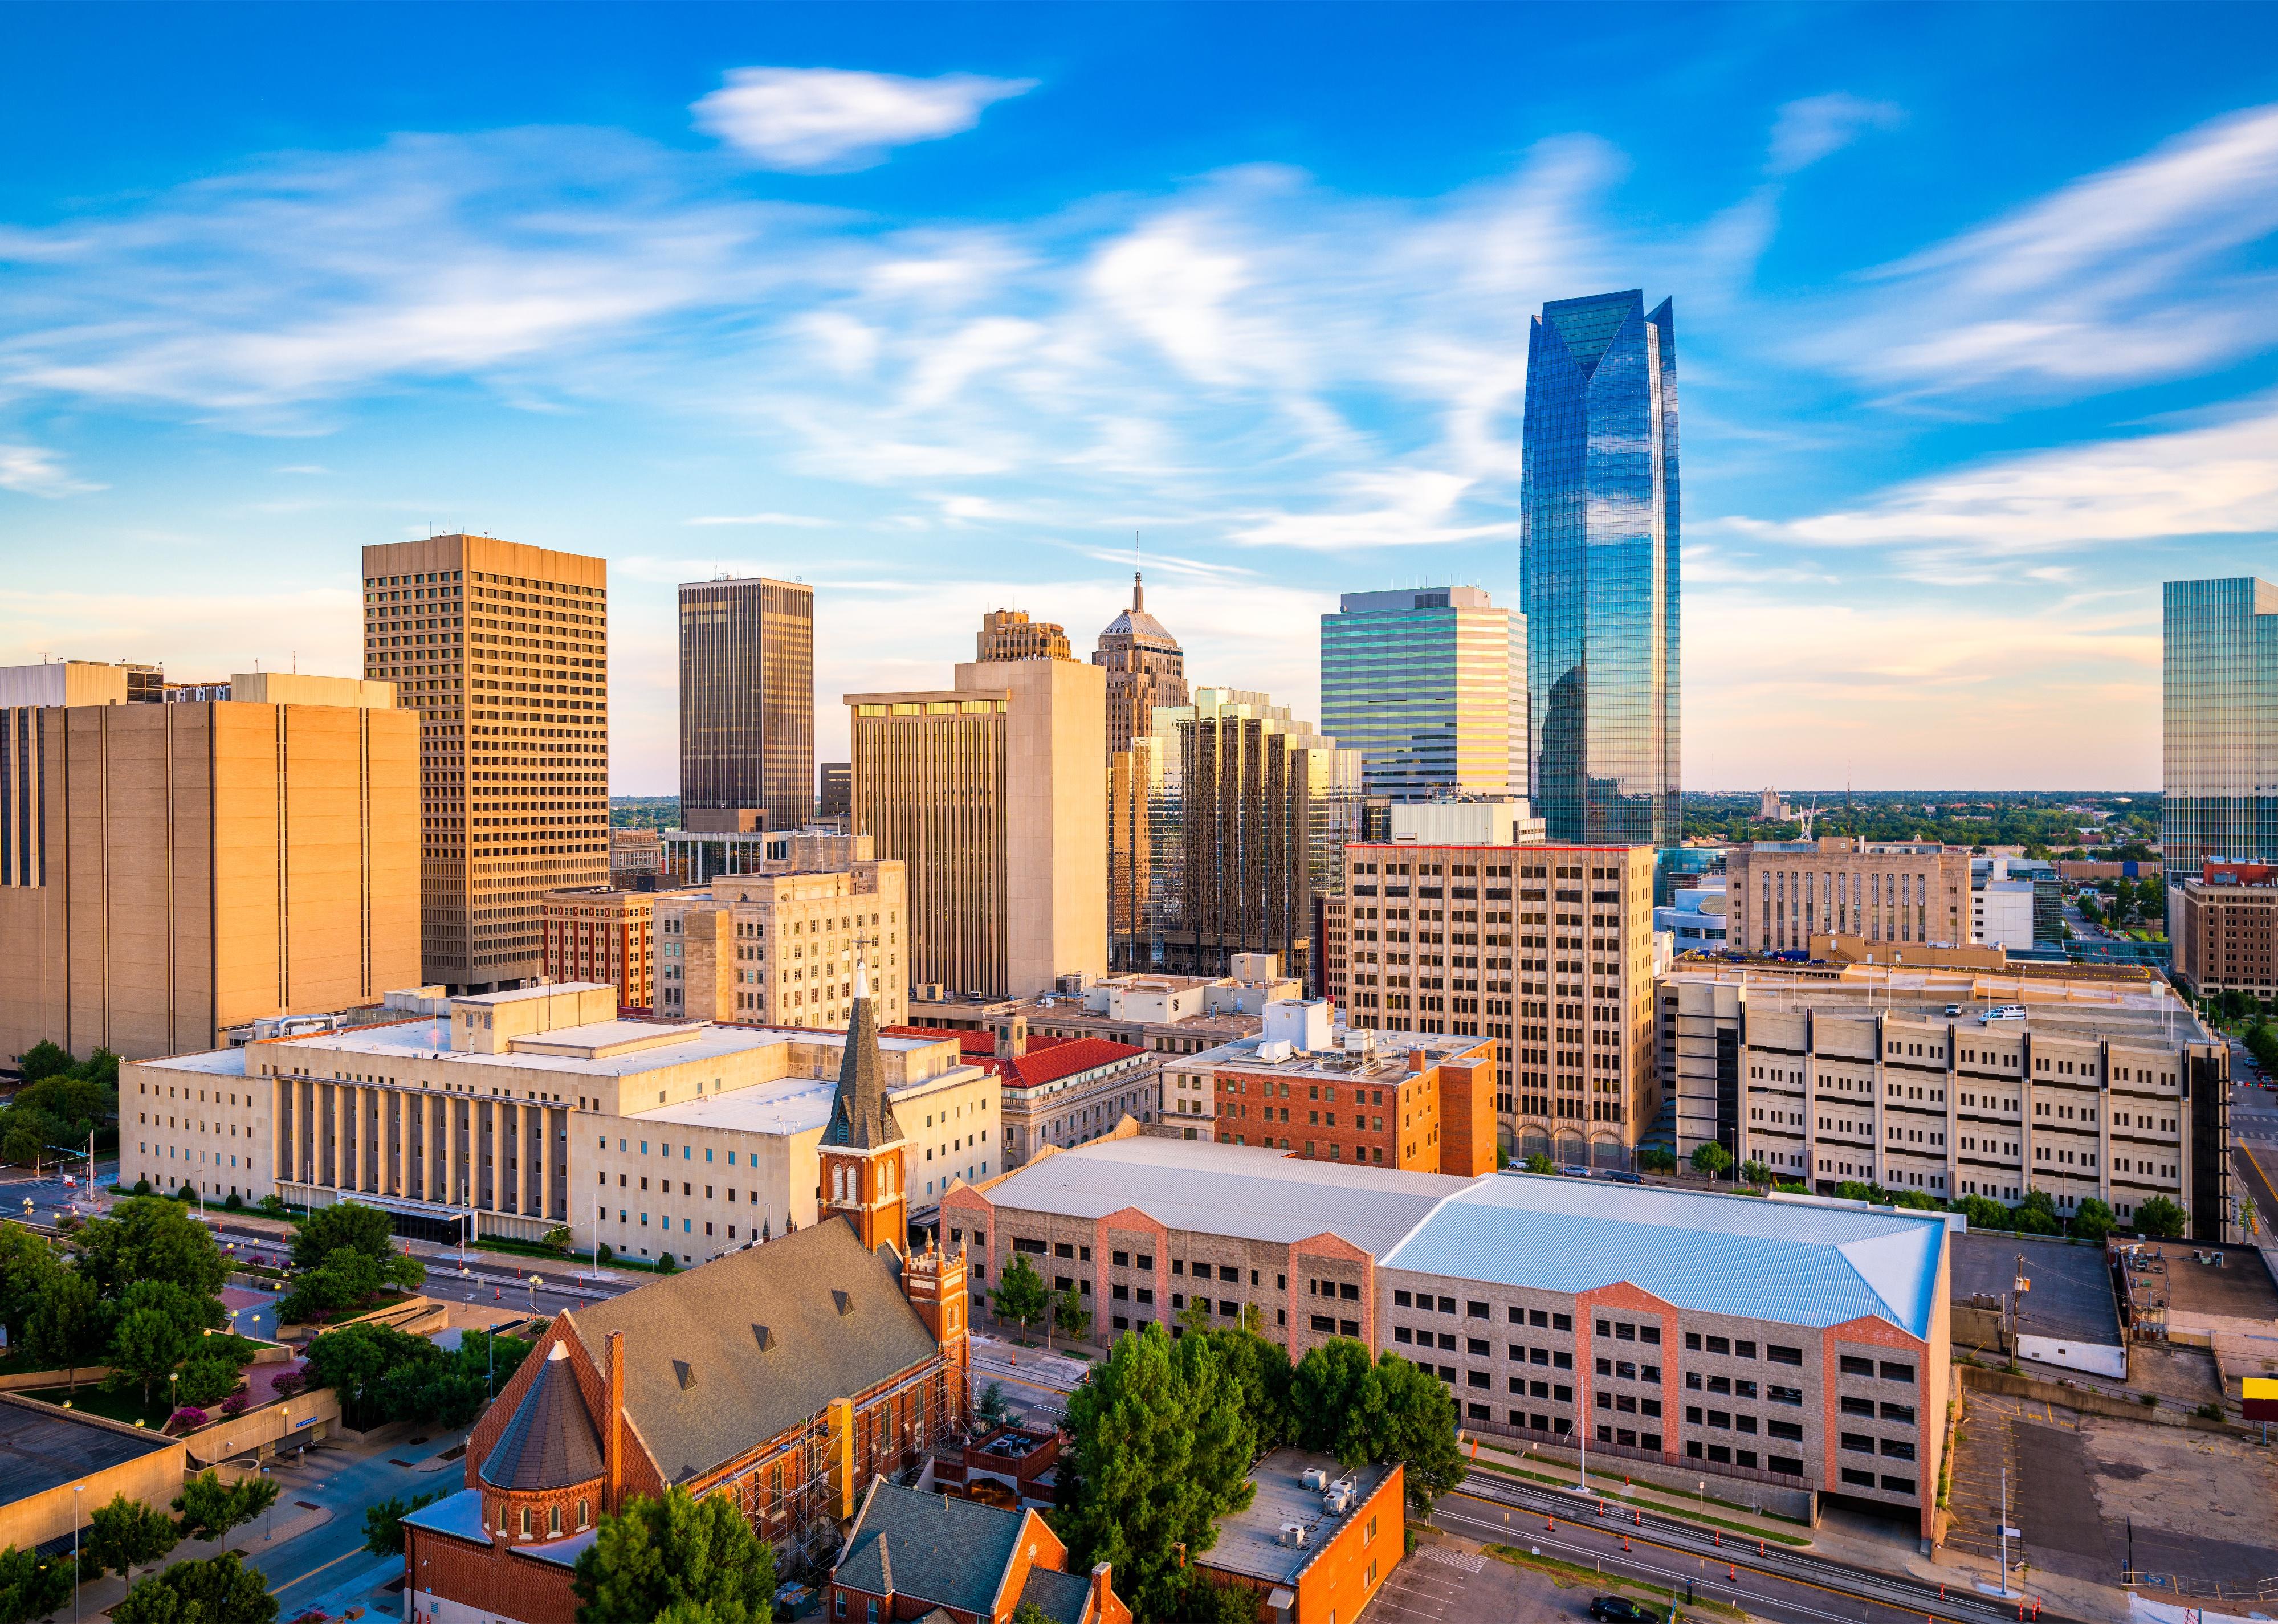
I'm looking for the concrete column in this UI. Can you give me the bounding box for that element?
[347,1084,362,1193]
[486,1099,500,1211]
[539,1105,555,1222]
[420,1094,435,1202]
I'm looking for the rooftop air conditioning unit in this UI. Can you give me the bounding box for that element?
[1278,1523,1309,1548]
[1257,1040,1294,1064]
[1301,1467,1328,1490]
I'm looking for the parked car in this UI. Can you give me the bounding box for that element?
[1601,1170,1644,1185]
[1589,1597,1668,1624]
[1560,1165,1594,1179]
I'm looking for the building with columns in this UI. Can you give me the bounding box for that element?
[402,1216,970,1624]
[119,978,998,1255]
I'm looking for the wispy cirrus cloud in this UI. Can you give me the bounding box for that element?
[1820,102,2278,398]
[0,442,101,497]
[693,67,1035,172]
[1767,92,1903,174]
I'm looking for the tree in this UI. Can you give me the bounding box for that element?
[1523,1153,1558,1175]
[1057,1326,1257,1620]
[569,1486,776,1624]
[1053,1284,1094,1346]
[1012,1606,1057,1624]
[1958,1194,2010,1230]
[542,1226,574,1258]
[2011,1190,2061,1237]
[286,1201,398,1274]
[988,1254,1048,1337]
[362,1491,445,1557]
[2071,1198,2116,1243]
[1690,1142,1734,1181]
[84,1494,180,1581]
[109,1553,276,1624]
[1194,1325,1294,1451]
[174,1471,279,1549]
[14,1041,75,1086]
[73,1197,227,1299]
[24,1267,104,1393]
[276,1239,422,1326]
[975,1380,1017,1431]
[304,1320,434,1429]
[0,1544,73,1624]
[0,1223,59,1349]
[2135,1196,2187,1239]
[1289,1341,1465,1513]
[1739,1160,1772,1186]
[1636,1147,1677,1175]
[111,1305,195,1406]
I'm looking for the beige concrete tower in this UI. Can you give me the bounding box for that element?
[847,657,1106,999]
[361,536,608,992]
[0,667,418,1062]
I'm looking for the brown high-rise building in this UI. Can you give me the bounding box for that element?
[975,608,1071,663]
[361,535,608,993]
[847,659,1106,999]
[0,666,418,1063]
[677,577,814,825]
[1092,571,1188,755]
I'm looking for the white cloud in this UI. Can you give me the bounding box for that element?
[1823,103,2278,395]
[1719,396,2278,580]
[0,443,101,497]
[1767,93,1903,175]
[692,67,1034,172]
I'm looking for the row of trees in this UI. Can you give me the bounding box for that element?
[304,1319,533,1430]
[0,1475,283,1624]
[274,1202,426,1325]
[1055,1324,1464,1620]
[0,1201,261,1407]
[2,1042,117,1171]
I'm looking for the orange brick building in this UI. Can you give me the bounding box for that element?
[829,1478,1131,1624]
[540,885,659,1012]
[1160,1001,1497,1177]
[1196,1450,1403,1624]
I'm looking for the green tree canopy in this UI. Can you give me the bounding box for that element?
[85,1493,180,1581]
[2071,1198,2116,1242]
[1957,1194,2010,1230]
[988,1253,1048,1334]
[0,1544,73,1624]
[24,1266,104,1392]
[1193,1325,1294,1451]
[73,1197,227,1299]
[14,1041,75,1086]
[1052,1283,1093,1345]
[569,1487,776,1624]
[2135,1195,2186,1239]
[1691,1142,1735,1179]
[0,1223,59,1350]
[1287,1340,1465,1513]
[362,1491,445,1558]
[1057,1325,1258,1619]
[287,1201,399,1273]
[110,1305,195,1406]
[174,1471,279,1548]
[109,1553,276,1624]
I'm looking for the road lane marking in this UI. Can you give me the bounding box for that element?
[269,1545,364,1596]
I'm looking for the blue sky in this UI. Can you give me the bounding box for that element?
[5,2,2277,793]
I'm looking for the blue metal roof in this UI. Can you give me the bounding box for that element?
[1378,1176,1946,1340]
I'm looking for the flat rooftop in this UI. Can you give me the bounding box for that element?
[633,1075,838,1136]
[2162,1244,2278,1321]
[1205,1450,1396,1588]
[0,1396,178,1504]
[979,1136,1469,1259]
[1188,1029,1486,1082]
[1952,1231,2120,1346]
[1670,965,2209,1047]
[1380,1174,1947,1340]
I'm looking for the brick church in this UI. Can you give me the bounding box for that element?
[403,964,972,1624]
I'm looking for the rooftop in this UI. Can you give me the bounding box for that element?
[837,1481,1077,1623]
[1203,1450,1396,1589]
[1182,1028,1488,1082]
[1665,961,2210,1047]
[1380,1174,1947,1340]
[0,1394,180,1505]
[1952,1232,2120,1347]
[977,1136,1469,1259]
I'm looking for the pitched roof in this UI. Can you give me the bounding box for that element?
[1000,1037,1146,1090]
[1378,1174,1948,1340]
[825,966,901,1151]
[481,1341,605,1491]
[566,1221,942,1485]
[1017,1566,1094,1624]
[837,1481,1032,1618]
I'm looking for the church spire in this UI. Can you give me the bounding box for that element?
[824,953,899,1151]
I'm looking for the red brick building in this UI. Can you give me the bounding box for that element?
[829,1477,1131,1624]
[1196,1451,1403,1624]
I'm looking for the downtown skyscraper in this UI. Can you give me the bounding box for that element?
[678,576,815,826]
[1519,289,1680,846]
[2163,577,2278,874]
[1319,586,1525,802]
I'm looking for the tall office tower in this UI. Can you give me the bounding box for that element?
[817,761,853,819]
[1319,587,1527,802]
[1521,289,1681,846]
[0,666,418,1062]
[362,536,608,993]
[1327,840,1657,1165]
[678,576,815,826]
[2163,577,2278,875]
[847,658,1106,998]
[1093,572,1189,756]
[1095,572,1190,967]
[975,608,1073,663]
[1119,687,1363,980]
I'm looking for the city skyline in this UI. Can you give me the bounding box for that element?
[7,7,2278,792]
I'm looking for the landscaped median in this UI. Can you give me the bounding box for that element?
[1480,1541,1749,1621]
[1461,1439,1814,1546]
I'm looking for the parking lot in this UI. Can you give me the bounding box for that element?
[1366,1539,1595,1624]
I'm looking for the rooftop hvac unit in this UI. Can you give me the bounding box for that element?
[1323,1487,1352,1514]
[1257,1040,1294,1064]
[1301,1467,1328,1491]
[1278,1523,1309,1548]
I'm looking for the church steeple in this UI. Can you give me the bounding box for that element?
[818,956,907,1256]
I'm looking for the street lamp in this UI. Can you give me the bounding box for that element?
[72,1485,84,1624]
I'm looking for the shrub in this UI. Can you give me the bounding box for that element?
[2138,1392,2157,1407]
[219,1393,251,1418]
[133,1178,151,1196]
[657,1252,677,1274]
[596,1243,614,1264]
[168,1407,211,1434]
[2196,1402,2226,1421]
[271,1369,308,1399]
[223,1193,243,1213]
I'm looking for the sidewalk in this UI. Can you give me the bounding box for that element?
[76,1504,333,1619]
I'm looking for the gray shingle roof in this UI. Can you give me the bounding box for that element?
[481,1342,605,1492]
[837,1481,1030,1617]
[1017,1566,1093,1624]
[567,1221,940,1486]
[825,978,902,1150]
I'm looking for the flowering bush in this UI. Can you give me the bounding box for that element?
[271,1369,309,1399]
[219,1393,251,1418]
[168,1406,210,1434]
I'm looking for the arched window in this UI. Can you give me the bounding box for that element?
[579,1499,591,1530]
[520,1505,532,1537]
[549,1504,562,1536]
[832,1165,845,1202]
[496,1502,508,1534]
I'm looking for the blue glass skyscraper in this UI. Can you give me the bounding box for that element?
[1520,289,1680,846]
[2163,577,2278,874]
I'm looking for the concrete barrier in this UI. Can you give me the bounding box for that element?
[182,1385,343,1464]
[1959,1362,2244,1433]
[0,1365,113,1392]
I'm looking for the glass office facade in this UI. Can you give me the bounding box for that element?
[678,577,815,824]
[1319,587,1526,802]
[2164,577,2278,874]
[1520,290,1680,846]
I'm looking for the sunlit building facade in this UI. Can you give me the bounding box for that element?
[2163,577,2278,876]
[1521,290,1680,847]
[678,576,815,827]
[1319,587,1526,802]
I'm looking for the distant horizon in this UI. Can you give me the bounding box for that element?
[6,6,2273,793]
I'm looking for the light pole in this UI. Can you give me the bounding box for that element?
[71,1484,84,1624]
